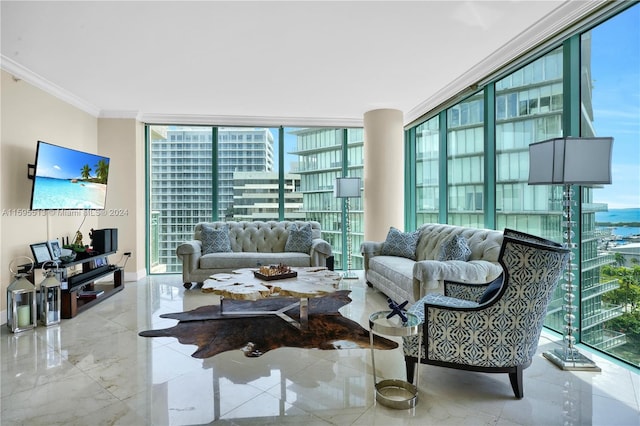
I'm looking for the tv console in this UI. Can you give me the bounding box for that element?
[29,251,124,319]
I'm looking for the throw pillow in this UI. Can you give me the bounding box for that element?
[437,235,472,261]
[479,274,504,304]
[201,224,232,254]
[285,223,313,254]
[380,227,419,260]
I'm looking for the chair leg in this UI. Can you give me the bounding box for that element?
[508,366,524,399]
[405,356,417,384]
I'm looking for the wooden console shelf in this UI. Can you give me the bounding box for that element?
[61,266,123,319]
[29,252,125,319]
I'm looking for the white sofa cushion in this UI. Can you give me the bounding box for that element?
[199,252,311,270]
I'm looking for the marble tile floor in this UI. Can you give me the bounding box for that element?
[1,273,639,426]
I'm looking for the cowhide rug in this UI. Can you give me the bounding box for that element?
[139,290,398,358]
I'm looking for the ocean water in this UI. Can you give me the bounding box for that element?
[31,176,107,209]
[595,208,640,224]
[595,208,640,237]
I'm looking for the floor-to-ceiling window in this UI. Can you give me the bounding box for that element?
[416,116,440,225]
[579,6,640,365]
[495,47,564,237]
[447,91,485,227]
[407,3,639,367]
[287,128,364,271]
[147,125,363,274]
[148,125,214,273]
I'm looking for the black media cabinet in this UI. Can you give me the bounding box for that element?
[31,251,124,319]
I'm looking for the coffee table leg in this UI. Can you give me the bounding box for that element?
[300,297,309,330]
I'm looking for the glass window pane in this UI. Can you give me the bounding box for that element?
[447,92,484,227]
[148,125,214,273]
[580,4,640,365]
[416,116,440,225]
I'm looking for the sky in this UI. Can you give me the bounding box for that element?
[589,4,640,210]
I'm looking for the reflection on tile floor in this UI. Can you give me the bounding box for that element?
[1,273,639,425]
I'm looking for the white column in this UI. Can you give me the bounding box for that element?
[363,109,404,242]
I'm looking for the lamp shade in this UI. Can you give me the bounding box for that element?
[335,177,361,198]
[528,137,613,185]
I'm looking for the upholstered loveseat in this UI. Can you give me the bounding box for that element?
[361,224,503,304]
[176,220,332,288]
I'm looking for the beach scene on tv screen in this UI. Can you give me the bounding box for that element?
[31,143,109,209]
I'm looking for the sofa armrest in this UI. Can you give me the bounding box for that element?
[413,259,502,299]
[176,240,202,256]
[360,241,383,273]
[310,239,332,267]
[176,240,203,284]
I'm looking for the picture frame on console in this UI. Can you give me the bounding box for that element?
[47,239,62,261]
[30,242,52,265]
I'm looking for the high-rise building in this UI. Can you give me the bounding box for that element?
[288,128,364,271]
[232,171,303,221]
[149,127,274,272]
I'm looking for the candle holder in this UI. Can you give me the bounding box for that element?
[39,261,62,326]
[7,257,37,333]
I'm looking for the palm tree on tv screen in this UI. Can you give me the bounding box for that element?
[95,159,109,184]
[80,164,92,180]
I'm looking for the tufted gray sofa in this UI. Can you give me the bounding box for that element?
[361,224,504,304]
[176,220,333,288]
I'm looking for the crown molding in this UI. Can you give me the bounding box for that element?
[1,54,363,127]
[405,0,611,126]
[99,110,141,120]
[140,113,363,128]
[1,55,101,117]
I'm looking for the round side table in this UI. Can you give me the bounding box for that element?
[369,310,422,409]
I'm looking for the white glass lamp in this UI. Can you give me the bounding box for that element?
[7,257,37,333]
[38,261,62,326]
[335,177,362,279]
[528,136,613,371]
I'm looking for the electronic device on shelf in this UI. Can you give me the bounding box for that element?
[27,140,111,210]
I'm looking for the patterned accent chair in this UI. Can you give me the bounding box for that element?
[403,230,569,399]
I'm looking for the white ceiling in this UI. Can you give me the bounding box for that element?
[1,1,606,127]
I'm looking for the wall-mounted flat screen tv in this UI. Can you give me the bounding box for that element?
[30,141,110,210]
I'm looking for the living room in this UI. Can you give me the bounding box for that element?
[2,2,639,425]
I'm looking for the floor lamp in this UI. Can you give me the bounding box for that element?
[528,136,613,371]
[335,177,361,279]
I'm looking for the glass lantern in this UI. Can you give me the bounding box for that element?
[7,257,37,333]
[39,261,62,326]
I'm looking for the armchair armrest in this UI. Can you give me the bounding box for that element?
[424,293,481,309]
[443,280,491,302]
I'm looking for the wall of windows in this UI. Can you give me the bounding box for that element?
[287,128,364,272]
[147,125,363,274]
[415,116,440,225]
[407,3,639,367]
[447,93,485,228]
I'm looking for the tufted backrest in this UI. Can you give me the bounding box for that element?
[193,221,322,253]
[414,224,503,262]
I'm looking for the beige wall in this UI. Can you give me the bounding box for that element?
[1,70,145,318]
[97,118,146,280]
